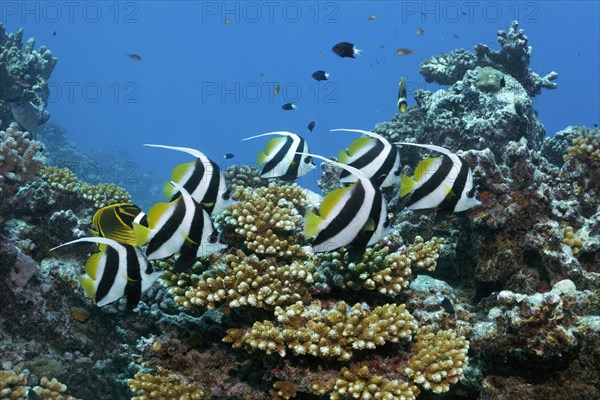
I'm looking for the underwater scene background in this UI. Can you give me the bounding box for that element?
[1,1,599,399]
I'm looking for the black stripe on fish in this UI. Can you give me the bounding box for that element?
[95,245,120,304]
[280,137,305,181]
[124,245,142,310]
[202,159,222,213]
[146,198,186,257]
[340,140,382,179]
[174,202,207,272]
[439,157,469,212]
[406,155,453,207]
[263,135,294,179]
[313,182,366,248]
[174,159,204,202]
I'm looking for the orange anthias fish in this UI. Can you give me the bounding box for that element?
[395,48,415,56]
[128,54,142,61]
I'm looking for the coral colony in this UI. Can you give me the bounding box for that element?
[1,21,599,400]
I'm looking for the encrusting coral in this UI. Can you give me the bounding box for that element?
[215,183,308,259]
[224,301,419,361]
[128,367,205,400]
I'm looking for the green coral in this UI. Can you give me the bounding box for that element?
[473,66,505,92]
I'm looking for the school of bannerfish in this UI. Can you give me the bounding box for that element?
[51,128,480,309]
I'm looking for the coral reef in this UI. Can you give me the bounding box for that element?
[128,367,205,400]
[0,25,56,133]
[0,370,80,400]
[224,164,268,191]
[215,183,308,259]
[420,21,557,97]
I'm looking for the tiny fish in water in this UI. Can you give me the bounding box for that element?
[52,30,56,36]
[452,33,460,39]
[224,18,231,25]
[307,121,316,132]
[128,54,142,61]
[395,48,415,56]
[416,27,425,36]
[274,84,280,95]
[242,131,315,181]
[259,73,265,79]
[378,44,385,49]
[441,297,456,314]
[368,14,376,21]
[17,79,32,88]
[397,76,408,112]
[224,153,235,159]
[312,70,329,81]
[332,41,362,58]
[593,123,598,128]
[317,51,323,56]
[281,102,296,110]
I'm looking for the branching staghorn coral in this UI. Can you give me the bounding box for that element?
[215,183,308,259]
[404,326,469,394]
[330,366,420,400]
[0,122,44,183]
[168,250,315,310]
[316,236,446,293]
[224,301,418,361]
[128,367,205,400]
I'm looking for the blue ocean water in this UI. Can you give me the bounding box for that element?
[2,1,598,200]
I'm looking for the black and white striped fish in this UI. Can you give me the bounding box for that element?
[144,144,235,214]
[333,128,401,188]
[302,153,394,260]
[242,131,316,181]
[50,237,162,309]
[133,181,226,272]
[396,142,480,212]
[397,76,408,113]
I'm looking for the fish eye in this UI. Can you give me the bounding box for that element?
[467,186,477,198]
[209,231,219,243]
[145,264,155,274]
[222,190,231,200]
[394,169,401,176]
[304,156,313,164]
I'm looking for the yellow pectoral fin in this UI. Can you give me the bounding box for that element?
[400,174,417,197]
[162,181,176,199]
[304,210,324,239]
[180,230,198,245]
[79,276,96,299]
[362,217,376,232]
